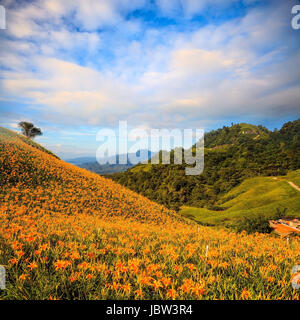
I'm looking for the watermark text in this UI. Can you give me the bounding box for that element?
[96,121,204,176]
[0,5,6,30]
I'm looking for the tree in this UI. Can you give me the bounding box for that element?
[18,122,42,139]
[235,215,272,234]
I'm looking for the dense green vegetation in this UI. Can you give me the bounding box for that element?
[110,119,300,211]
[234,208,287,234]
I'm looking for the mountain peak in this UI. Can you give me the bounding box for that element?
[204,122,270,148]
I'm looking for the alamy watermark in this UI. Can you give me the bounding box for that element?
[292,4,300,29]
[96,121,204,176]
[0,5,6,30]
[0,265,5,289]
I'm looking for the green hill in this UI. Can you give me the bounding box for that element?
[204,122,270,148]
[110,119,300,211]
[180,170,300,227]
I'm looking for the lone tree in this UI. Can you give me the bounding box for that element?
[18,122,43,139]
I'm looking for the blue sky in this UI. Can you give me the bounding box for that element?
[0,0,300,159]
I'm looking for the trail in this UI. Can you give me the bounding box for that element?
[272,177,300,192]
[288,181,300,192]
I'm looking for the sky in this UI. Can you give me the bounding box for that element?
[0,0,300,159]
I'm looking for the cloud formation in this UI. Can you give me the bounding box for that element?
[0,0,299,140]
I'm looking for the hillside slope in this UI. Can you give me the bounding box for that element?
[0,127,180,225]
[180,170,300,226]
[0,127,299,300]
[0,127,59,159]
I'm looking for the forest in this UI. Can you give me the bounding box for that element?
[110,120,300,211]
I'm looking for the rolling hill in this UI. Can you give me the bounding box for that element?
[110,119,300,213]
[0,127,180,225]
[0,126,299,300]
[180,170,300,226]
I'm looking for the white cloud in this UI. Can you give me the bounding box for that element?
[156,0,182,16]
[170,49,235,75]
[5,0,146,36]
[0,0,299,133]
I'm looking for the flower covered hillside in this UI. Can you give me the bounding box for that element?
[0,126,299,300]
[0,127,182,225]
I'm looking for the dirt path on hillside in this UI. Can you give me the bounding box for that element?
[288,181,300,192]
[272,177,300,192]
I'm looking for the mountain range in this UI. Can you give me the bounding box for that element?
[66,150,154,175]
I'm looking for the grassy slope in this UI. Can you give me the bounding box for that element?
[180,171,300,226]
[128,163,152,173]
[286,170,300,186]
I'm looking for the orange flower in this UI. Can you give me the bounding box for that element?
[241,288,251,300]
[140,276,153,286]
[122,283,131,294]
[111,282,120,291]
[166,288,178,300]
[78,261,89,270]
[19,274,28,281]
[134,289,143,298]
[115,261,128,273]
[152,280,163,291]
[185,263,196,272]
[54,260,71,270]
[180,279,194,294]
[16,250,25,258]
[161,277,172,288]
[40,244,49,251]
[28,262,38,271]
[192,283,206,297]
[9,258,18,265]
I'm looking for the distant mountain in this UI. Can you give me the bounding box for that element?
[78,162,133,175]
[110,119,300,211]
[76,150,154,175]
[66,156,96,165]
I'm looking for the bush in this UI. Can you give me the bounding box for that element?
[235,208,288,234]
[206,205,227,211]
[235,216,272,234]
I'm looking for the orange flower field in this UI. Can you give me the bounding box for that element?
[0,127,299,300]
